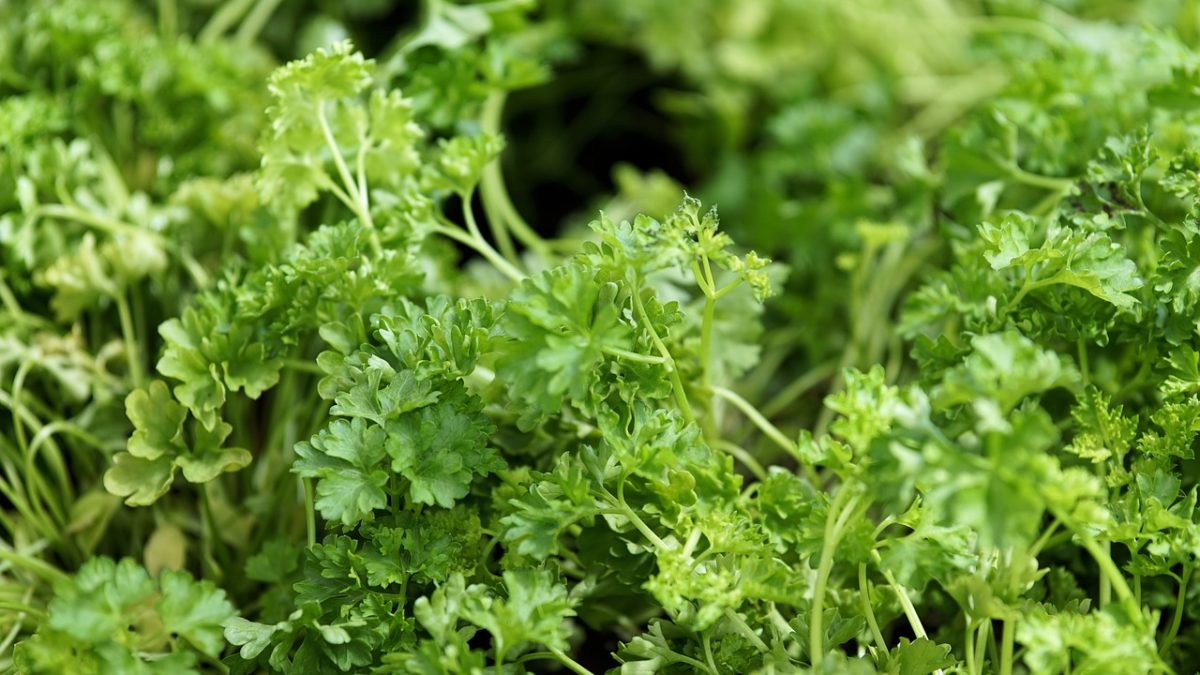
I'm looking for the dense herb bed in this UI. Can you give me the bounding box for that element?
[2,1,1200,673]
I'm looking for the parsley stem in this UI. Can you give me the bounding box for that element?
[1007,163,1076,192]
[702,633,719,674]
[858,563,887,655]
[713,440,767,481]
[115,290,145,388]
[612,480,670,552]
[478,93,519,263]
[157,0,177,37]
[33,204,166,245]
[302,477,316,547]
[199,0,256,43]
[1000,617,1015,675]
[0,601,45,620]
[0,547,70,586]
[1159,567,1191,656]
[872,549,929,640]
[282,358,323,375]
[1062,516,1141,625]
[972,621,988,675]
[600,346,665,365]
[811,485,862,666]
[316,102,382,256]
[711,386,799,462]
[433,222,524,283]
[547,646,595,675]
[235,0,284,45]
[479,92,552,262]
[630,280,694,422]
[0,272,25,321]
[724,609,769,653]
[697,256,719,440]
[760,360,838,419]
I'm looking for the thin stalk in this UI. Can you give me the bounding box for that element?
[811,487,862,666]
[199,0,256,43]
[303,478,316,547]
[859,564,888,655]
[0,548,70,585]
[612,480,670,553]
[478,92,552,261]
[1000,618,1015,675]
[547,647,595,675]
[477,92,519,263]
[601,346,666,365]
[1064,517,1139,623]
[873,550,929,639]
[115,290,144,387]
[761,360,839,419]
[1159,567,1191,657]
[235,0,284,45]
[711,386,799,462]
[630,281,694,422]
[0,273,25,320]
[0,602,45,620]
[432,223,524,283]
[703,633,719,674]
[157,0,177,36]
[973,621,989,675]
[965,620,978,675]
[282,358,324,375]
[316,102,381,256]
[725,609,770,653]
[714,440,767,481]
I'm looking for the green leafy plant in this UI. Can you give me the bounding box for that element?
[3,1,1200,673]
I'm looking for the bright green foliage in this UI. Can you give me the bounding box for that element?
[7,1,1200,674]
[14,558,234,673]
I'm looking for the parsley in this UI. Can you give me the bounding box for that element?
[4,1,1200,673]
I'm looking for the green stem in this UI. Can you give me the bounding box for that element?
[1099,539,1113,610]
[115,290,144,387]
[725,609,770,653]
[316,102,382,256]
[859,563,887,655]
[478,92,552,261]
[432,222,524,283]
[0,548,70,585]
[714,440,767,481]
[601,346,666,365]
[547,646,595,675]
[612,480,670,553]
[477,93,519,263]
[811,486,862,666]
[303,478,316,547]
[760,360,839,419]
[873,551,928,639]
[235,0,284,45]
[1000,618,1015,675]
[0,601,46,619]
[630,280,694,422]
[1159,567,1191,656]
[199,0,257,42]
[973,621,989,675]
[157,0,177,37]
[1007,163,1076,191]
[0,273,26,320]
[34,205,166,244]
[1064,516,1139,623]
[703,633,719,675]
[282,358,324,375]
[965,620,978,675]
[711,386,800,462]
